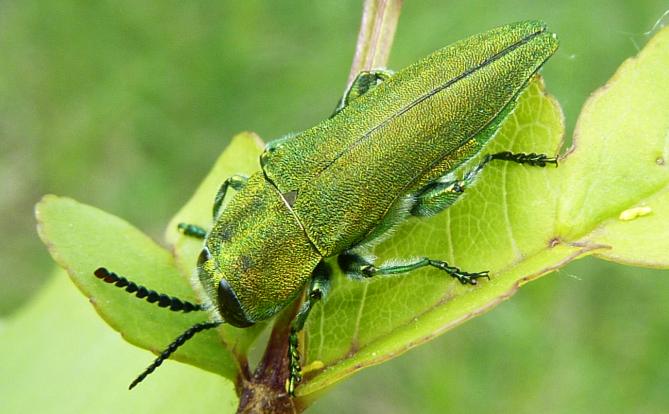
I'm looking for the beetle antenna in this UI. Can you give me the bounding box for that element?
[94,267,207,312]
[129,321,223,390]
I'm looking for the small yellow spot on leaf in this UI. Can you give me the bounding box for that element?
[618,206,653,221]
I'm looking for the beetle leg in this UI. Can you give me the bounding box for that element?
[176,173,251,237]
[213,174,248,220]
[338,252,489,285]
[410,178,465,217]
[331,69,394,117]
[176,223,207,239]
[412,151,558,217]
[287,261,331,396]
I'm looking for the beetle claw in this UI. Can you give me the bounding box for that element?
[455,269,490,285]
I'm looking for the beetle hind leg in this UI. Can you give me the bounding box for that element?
[412,151,558,217]
[338,252,489,285]
[331,69,394,117]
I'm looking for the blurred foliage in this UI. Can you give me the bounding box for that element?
[2,0,669,413]
[0,271,238,414]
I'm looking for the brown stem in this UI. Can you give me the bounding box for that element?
[347,0,404,85]
[237,299,302,414]
[235,1,403,412]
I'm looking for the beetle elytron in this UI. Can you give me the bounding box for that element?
[95,20,558,395]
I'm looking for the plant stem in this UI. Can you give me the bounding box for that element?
[347,0,404,85]
[236,1,403,412]
[237,300,302,414]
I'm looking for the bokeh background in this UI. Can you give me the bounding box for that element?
[2,1,668,413]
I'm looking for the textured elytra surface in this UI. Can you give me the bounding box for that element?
[263,21,555,192]
[265,22,558,255]
[30,25,669,407]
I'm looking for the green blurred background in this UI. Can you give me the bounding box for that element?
[2,1,668,412]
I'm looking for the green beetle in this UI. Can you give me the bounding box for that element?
[95,20,558,394]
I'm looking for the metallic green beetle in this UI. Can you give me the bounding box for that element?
[95,20,558,394]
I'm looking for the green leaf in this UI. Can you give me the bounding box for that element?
[556,27,669,267]
[166,131,268,355]
[35,132,266,385]
[0,270,238,413]
[35,195,238,380]
[296,26,669,398]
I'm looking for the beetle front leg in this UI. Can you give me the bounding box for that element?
[176,174,249,238]
[331,69,394,117]
[287,261,331,396]
[412,151,558,217]
[338,252,489,286]
[213,174,248,220]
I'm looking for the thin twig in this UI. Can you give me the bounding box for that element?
[347,0,404,85]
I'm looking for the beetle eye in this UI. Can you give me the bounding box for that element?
[217,279,254,328]
[197,247,211,267]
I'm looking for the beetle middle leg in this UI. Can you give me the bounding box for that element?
[287,261,331,396]
[338,252,489,286]
[412,151,558,217]
[331,69,394,117]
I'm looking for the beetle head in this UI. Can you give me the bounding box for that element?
[197,247,254,328]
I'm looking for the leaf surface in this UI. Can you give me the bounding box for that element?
[36,132,267,381]
[556,28,669,267]
[0,271,237,413]
[36,195,238,379]
[298,27,669,396]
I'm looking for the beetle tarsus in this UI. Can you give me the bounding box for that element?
[427,260,490,285]
[488,151,558,167]
[177,223,207,239]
